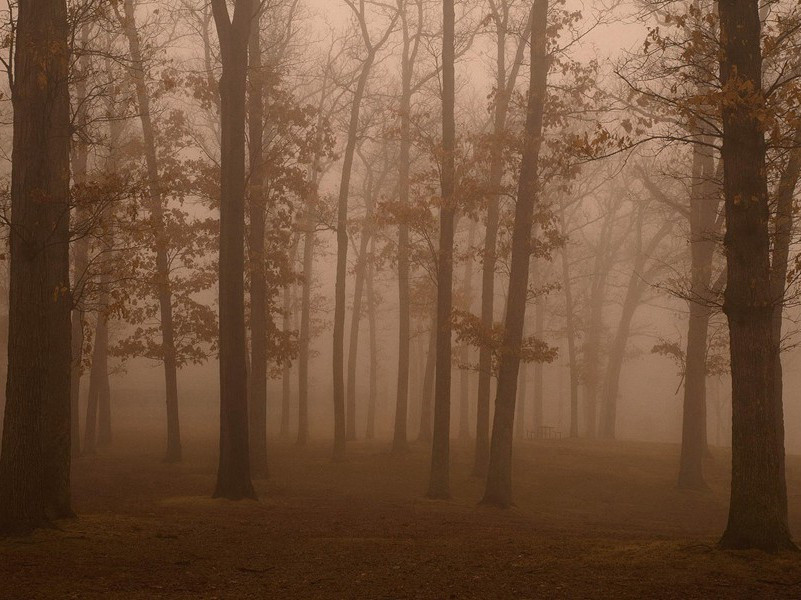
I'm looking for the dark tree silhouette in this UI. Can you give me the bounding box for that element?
[427,0,456,499]
[717,0,794,551]
[0,0,74,533]
[211,0,257,501]
[482,0,547,508]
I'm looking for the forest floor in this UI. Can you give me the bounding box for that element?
[2,432,801,599]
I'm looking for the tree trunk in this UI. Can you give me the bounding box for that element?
[419,310,437,442]
[558,206,579,437]
[69,25,90,459]
[459,221,477,441]
[366,237,378,440]
[297,78,330,447]
[95,308,112,449]
[482,0,547,507]
[393,6,414,455]
[120,0,182,462]
[297,213,314,446]
[515,362,527,440]
[0,0,73,533]
[601,219,671,440]
[531,259,544,431]
[211,0,256,500]
[717,0,793,550]
[474,4,533,477]
[84,310,110,454]
[677,141,718,489]
[333,48,377,462]
[346,173,377,441]
[427,0,456,499]
[247,10,269,478]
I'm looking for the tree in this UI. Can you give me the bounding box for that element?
[211,0,256,500]
[247,3,268,478]
[427,0,456,499]
[598,204,673,439]
[482,0,547,508]
[0,0,73,533]
[332,0,396,461]
[116,0,184,462]
[474,0,532,476]
[716,0,794,551]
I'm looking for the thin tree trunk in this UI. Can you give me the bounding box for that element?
[419,309,437,442]
[366,237,378,440]
[459,221,477,441]
[84,311,110,454]
[211,0,256,500]
[346,168,377,441]
[558,206,579,437]
[333,48,376,463]
[474,5,533,477]
[717,0,793,550]
[392,1,416,455]
[427,0,456,499]
[297,213,314,446]
[0,0,73,532]
[119,0,182,462]
[482,0,547,507]
[677,141,718,489]
[600,220,672,440]
[515,362,527,440]
[247,9,269,478]
[69,25,90,459]
[531,259,544,431]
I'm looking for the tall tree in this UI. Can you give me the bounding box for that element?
[332,1,396,460]
[117,0,183,462]
[558,202,579,437]
[427,0,456,499]
[211,0,256,500]
[474,2,532,476]
[717,0,794,551]
[69,23,90,459]
[0,0,73,533]
[482,0,547,507]
[247,5,268,477]
[599,212,673,440]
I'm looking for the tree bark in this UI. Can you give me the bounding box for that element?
[427,0,456,499]
[717,0,793,550]
[482,0,547,507]
[211,0,256,500]
[0,0,73,533]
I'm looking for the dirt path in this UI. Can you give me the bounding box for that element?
[2,433,801,598]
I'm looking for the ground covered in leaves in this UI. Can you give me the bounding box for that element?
[3,431,801,598]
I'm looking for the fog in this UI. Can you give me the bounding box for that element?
[2,0,801,595]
